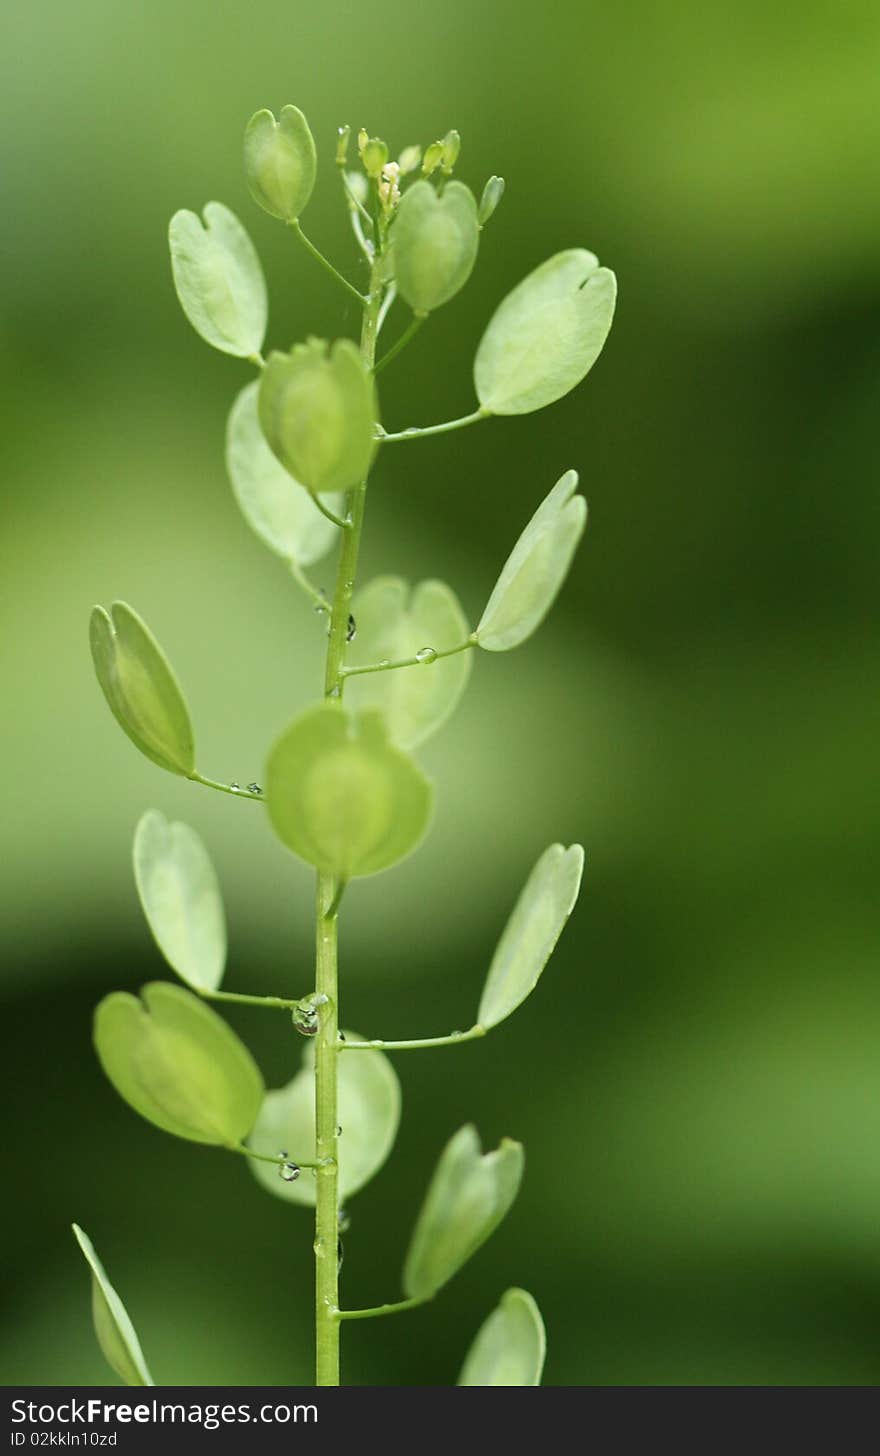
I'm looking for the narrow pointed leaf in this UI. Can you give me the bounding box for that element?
[72,1225,153,1387]
[90,602,195,775]
[458,1288,546,1386]
[226,382,342,565]
[475,250,616,414]
[133,810,226,993]
[347,577,472,748]
[93,982,263,1147]
[392,180,479,314]
[259,337,377,496]
[476,471,586,652]
[248,1033,400,1205]
[244,105,316,222]
[169,202,267,358]
[403,1125,524,1300]
[266,702,433,878]
[478,844,584,1029]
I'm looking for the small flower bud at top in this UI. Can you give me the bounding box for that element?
[336,125,351,167]
[398,145,422,175]
[357,128,369,155]
[478,175,505,226]
[440,129,461,175]
[379,160,402,211]
[422,140,444,176]
[361,136,389,179]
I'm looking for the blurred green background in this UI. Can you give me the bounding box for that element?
[2,0,879,1388]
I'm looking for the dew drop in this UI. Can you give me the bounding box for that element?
[337,1237,345,1272]
[335,1125,343,1137]
[346,614,357,642]
[338,1207,352,1233]
[329,683,342,699]
[230,781,241,793]
[379,658,390,668]
[292,998,320,1036]
[279,1161,301,1183]
[247,782,262,795]
[415,646,437,664]
[338,1031,346,1042]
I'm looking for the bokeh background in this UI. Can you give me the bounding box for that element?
[2,0,879,1387]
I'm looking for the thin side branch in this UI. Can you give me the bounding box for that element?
[376,407,491,443]
[341,636,477,680]
[339,1025,487,1053]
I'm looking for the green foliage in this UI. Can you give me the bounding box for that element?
[133,810,226,993]
[72,1226,153,1387]
[458,1288,546,1386]
[90,602,195,776]
[475,250,616,414]
[93,982,263,1147]
[168,202,267,359]
[346,577,472,748]
[244,106,317,222]
[392,180,479,314]
[265,702,433,878]
[249,1035,400,1206]
[403,1125,524,1299]
[478,843,584,1028]
[81,98,615,1387]
[477,470,587,651]
[226,381,341,565]
[258,338,377,496]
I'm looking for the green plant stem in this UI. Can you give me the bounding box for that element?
[341,636,477,679]
[188,772,263,802]
[334,1296,428,1322]
[313,253,384,1389]
[373,313,426,375]
[377,407,491,443]
[339,1025,487,1052]
[289,220,367,306]
[289,560,331,612]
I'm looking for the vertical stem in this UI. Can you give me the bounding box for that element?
[313,253,384,1388]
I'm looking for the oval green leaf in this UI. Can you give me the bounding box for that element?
[475,249,616,415]
[476,470,586,652]
[93,982,263,1147]
[458,1288,546,1386]
[392,180,479,314]
[169,202,267,358]
[478,843,584,1029]
[402,1124,524,1300]
[248,1033,400,1206]
[90,601,195,776]
[346,577,472,748]
[133,810,226,993]
[259,338,377,496]
[265,702,433,878]
[72,1225,153,1387]
[244,105,316,222]
[226,382,342,565]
